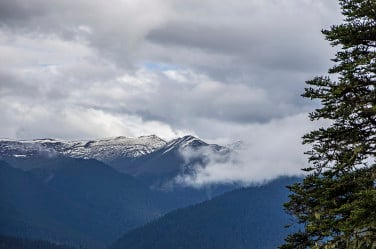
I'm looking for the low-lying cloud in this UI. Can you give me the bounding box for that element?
[175,113,317,186]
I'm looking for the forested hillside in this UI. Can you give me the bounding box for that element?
[0,235,75,249]
[110,177,299,249]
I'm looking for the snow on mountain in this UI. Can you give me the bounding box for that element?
[0,135,167,162]
[161,135,208,155]
[0,135,240,171]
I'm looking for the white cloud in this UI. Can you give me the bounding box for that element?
[0,102,181,140]
[175,113,314,186]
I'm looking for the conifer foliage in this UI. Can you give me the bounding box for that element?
[281,0,376,248]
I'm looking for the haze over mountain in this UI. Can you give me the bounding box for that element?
[110,177,299,249]
[0,135,233,188]
[0,133,306,187]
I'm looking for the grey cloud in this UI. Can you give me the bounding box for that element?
[0,0,341,75]
[109,70,304,125]
[0,69,54,100]
[0,70,25,96]
[0,0,174,67]
[0,0,46,23]
[146,0,341,70]
[147,21,324,72]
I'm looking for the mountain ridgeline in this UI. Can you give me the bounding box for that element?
[0,135,226,186]
[0,135,299,249]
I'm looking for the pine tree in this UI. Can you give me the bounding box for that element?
[281,0,376,248]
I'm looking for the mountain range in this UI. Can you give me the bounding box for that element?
[0,135,167,167]
[0,135,298,249]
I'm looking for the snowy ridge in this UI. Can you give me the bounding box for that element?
[0,135,167,162]
[160,135,230,156]
[161,135,206,154]
[0,135,239,165]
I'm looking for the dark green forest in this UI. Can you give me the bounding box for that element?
[0,235,75,249]
[109,177,299,249]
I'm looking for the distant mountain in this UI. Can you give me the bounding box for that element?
[28,157,168,239]
[109,177,299,249]
[0,135,264,249]
[0,134,242,214]
[0,135,166,166]
[110,135,229,187]
[0,156,241,249]
[0,159,170,248]
[108,135,237,209]
[1,135,233,190]
[0,234,75,249]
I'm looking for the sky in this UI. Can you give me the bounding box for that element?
[0,0,343,184]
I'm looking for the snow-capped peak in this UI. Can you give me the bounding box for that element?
[178,135,207,148]
[160,135,209,155]
[0,135,167,162]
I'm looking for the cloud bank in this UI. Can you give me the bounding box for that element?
[176,113,319,186]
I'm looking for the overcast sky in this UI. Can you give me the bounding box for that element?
[0,0,343,184]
